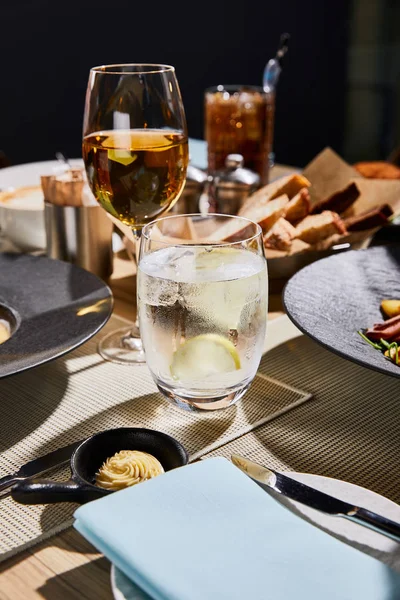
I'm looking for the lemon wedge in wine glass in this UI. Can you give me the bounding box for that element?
[170,334,241,381]
[107,148,137,166]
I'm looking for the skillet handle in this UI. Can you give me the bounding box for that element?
[0,474,22,493]
[11,478,105,504]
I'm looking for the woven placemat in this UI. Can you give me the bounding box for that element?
[0,315,310,561]
[205,333,400,505]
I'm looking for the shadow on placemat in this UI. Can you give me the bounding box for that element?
[208,334,400,504]
[0,360,69,451]
[32,394,237,461]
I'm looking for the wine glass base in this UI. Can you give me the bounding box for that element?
[156,382,250,412]
[98,326,146,365]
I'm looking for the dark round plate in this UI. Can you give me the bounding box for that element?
[283,245,400,379]
[0,253,113,378]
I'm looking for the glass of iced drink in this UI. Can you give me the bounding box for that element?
[204,85,275,186]
[138,214,268,412]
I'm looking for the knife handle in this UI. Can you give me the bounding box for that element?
[347,507,400,543]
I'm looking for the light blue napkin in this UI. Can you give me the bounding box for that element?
[74,457,400,600]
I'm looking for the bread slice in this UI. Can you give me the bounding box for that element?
[310,181,360,215]
[343,204,393,232]
[295,211,347,244]
[239,173,311,215]
[239,194,289,232]
[264,238,311,259]
[263,218,297,251]
[208,195,288,243]
[282,188,311,224]
[210,220,257,243]
[268,173,311,201]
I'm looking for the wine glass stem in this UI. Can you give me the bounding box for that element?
[130,230,142,338]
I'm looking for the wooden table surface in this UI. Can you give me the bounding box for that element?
[0,165,293,599]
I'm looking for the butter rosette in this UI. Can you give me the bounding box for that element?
[96,450,164,491]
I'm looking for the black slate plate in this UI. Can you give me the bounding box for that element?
[0,253,113,378]
[283,245,400,379]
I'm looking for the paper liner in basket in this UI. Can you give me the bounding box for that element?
[263,147,400,261]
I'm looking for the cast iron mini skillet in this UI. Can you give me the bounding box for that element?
[11,428,189,505]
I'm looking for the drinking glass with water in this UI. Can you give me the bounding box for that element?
[138,214,268,412]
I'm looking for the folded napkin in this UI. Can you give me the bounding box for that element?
[74,458,400,600]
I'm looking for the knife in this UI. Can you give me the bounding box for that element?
[231,454,400,543]
[0,440,82,494]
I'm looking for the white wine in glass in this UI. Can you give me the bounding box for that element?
[82,64,189,364]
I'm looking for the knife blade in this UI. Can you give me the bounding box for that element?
[231,454,400,543]
[0,440,83,494]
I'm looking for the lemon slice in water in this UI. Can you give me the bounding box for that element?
[170,334,240,380]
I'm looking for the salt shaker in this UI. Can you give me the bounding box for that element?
[203,154,260,215]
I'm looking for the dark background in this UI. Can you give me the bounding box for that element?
[1,0,398,169]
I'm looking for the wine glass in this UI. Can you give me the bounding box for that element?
[137,214,268,412]
[82,64,189,364]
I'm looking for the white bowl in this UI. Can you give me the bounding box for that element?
[0,159,84,253]
[0,185,46,252]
